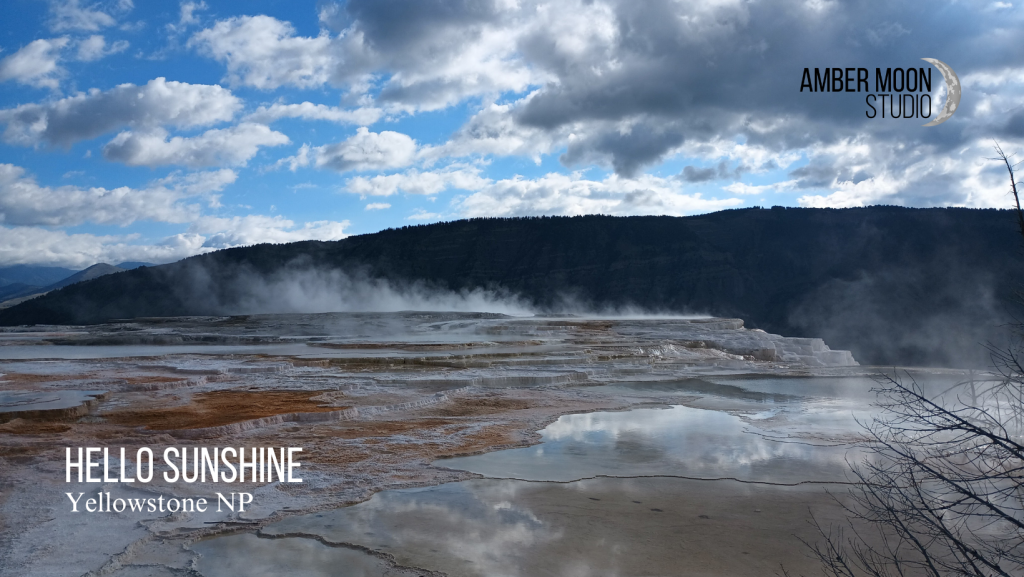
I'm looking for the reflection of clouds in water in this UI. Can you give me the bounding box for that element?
[192,533,392,577]
[446,404,863,482]
[260,479,660,577]
[543,405,741,441]
[542,405,843,471]
[704,376,881,400]
[266,481,563,577]
[761,401,874,440]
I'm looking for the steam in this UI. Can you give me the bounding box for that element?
[169,260,709,320]
[177,263,536,317]
[788,265,1012,368]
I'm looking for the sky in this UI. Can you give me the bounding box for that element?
[0,0,1021,269]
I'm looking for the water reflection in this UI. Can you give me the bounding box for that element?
[195,375,970,576]
[226,477,843,577]
[191,532,395,577]
[441,404,862,483]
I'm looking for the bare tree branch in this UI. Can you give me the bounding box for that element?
[804,144,1024,576]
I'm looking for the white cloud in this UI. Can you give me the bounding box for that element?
[49,0,118,32]
[365,202,391,210]
[423,100,562,163]
[797,174,907,208]
[790,138,1023,209]
[0,164,234,226]
[407,209,443,221]
[103,123,290,168]
[181,0,1024,190]
[458,172,744,218]
[0,226,204,268]
[244,102,383,126]
[154,168,237,196]
[0,77,241,147]
[172,1,207,30]
[0,38,69,89]
[0,211,349,268]
[345,166,489,197]
[188,15,335,89]
[189,11,544,112]
[189,215,350,248]
[370,23,540,113]
[722,180,797,195]
[276,144,312,172]
[311,127,417,172]
[75,35,128,61]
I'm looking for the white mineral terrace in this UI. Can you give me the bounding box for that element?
[0,313,971,576]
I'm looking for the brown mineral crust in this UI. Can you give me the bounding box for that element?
[436,396,531,416]
[317,418,463,439]
[0,372,91,385]
[0,419,72,435]
[101,390,342,430]
[246,390,621,477]
[302,445,375,467]
[325,392,415,407]
[433,422,527,457]
[0,445,36,463]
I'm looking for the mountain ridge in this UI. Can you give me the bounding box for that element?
[0,207,1019,367]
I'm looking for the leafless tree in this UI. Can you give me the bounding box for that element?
[800,145,1024,577]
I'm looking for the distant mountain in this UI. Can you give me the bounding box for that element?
[1,207,1022,367]
[45,263,125,291]
[0,283,44,302]
[0,264,125,309]
[0,265,79,287]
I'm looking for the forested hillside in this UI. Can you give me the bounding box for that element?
[3,207,1020,366]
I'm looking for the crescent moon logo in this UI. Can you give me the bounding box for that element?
[921,58,961,127]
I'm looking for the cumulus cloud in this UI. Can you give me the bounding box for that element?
[5,0,1024,269]
[0,226,201,268]
[723,181,797,196]
[188,215,350,248]
[188,15,335,89]
[167,1,207,33]
[182,0,1024,184]
[790,137,1017,209]
[339,162,749,218]
[49,0,119,32]
[407,209,443,221]
[345,166,489,197]
[102,123,290,167]
[457,172,744,217]
[0,164,234,226]
[0,38,69,89]
[182,0,1022,207]
[365,202,390,210]
[0,212,350,268]
[679,161,744,183]
[0,77,241,147]
[244,102,382,126]
[423,100,563,163]
[308,127,417,172]
[75,35,128,61]
[190,7,542,111]
[508,0,1023,180]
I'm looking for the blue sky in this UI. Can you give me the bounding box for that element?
[0,0,1021,268]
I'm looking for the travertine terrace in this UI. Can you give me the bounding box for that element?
[0,312,869,576]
